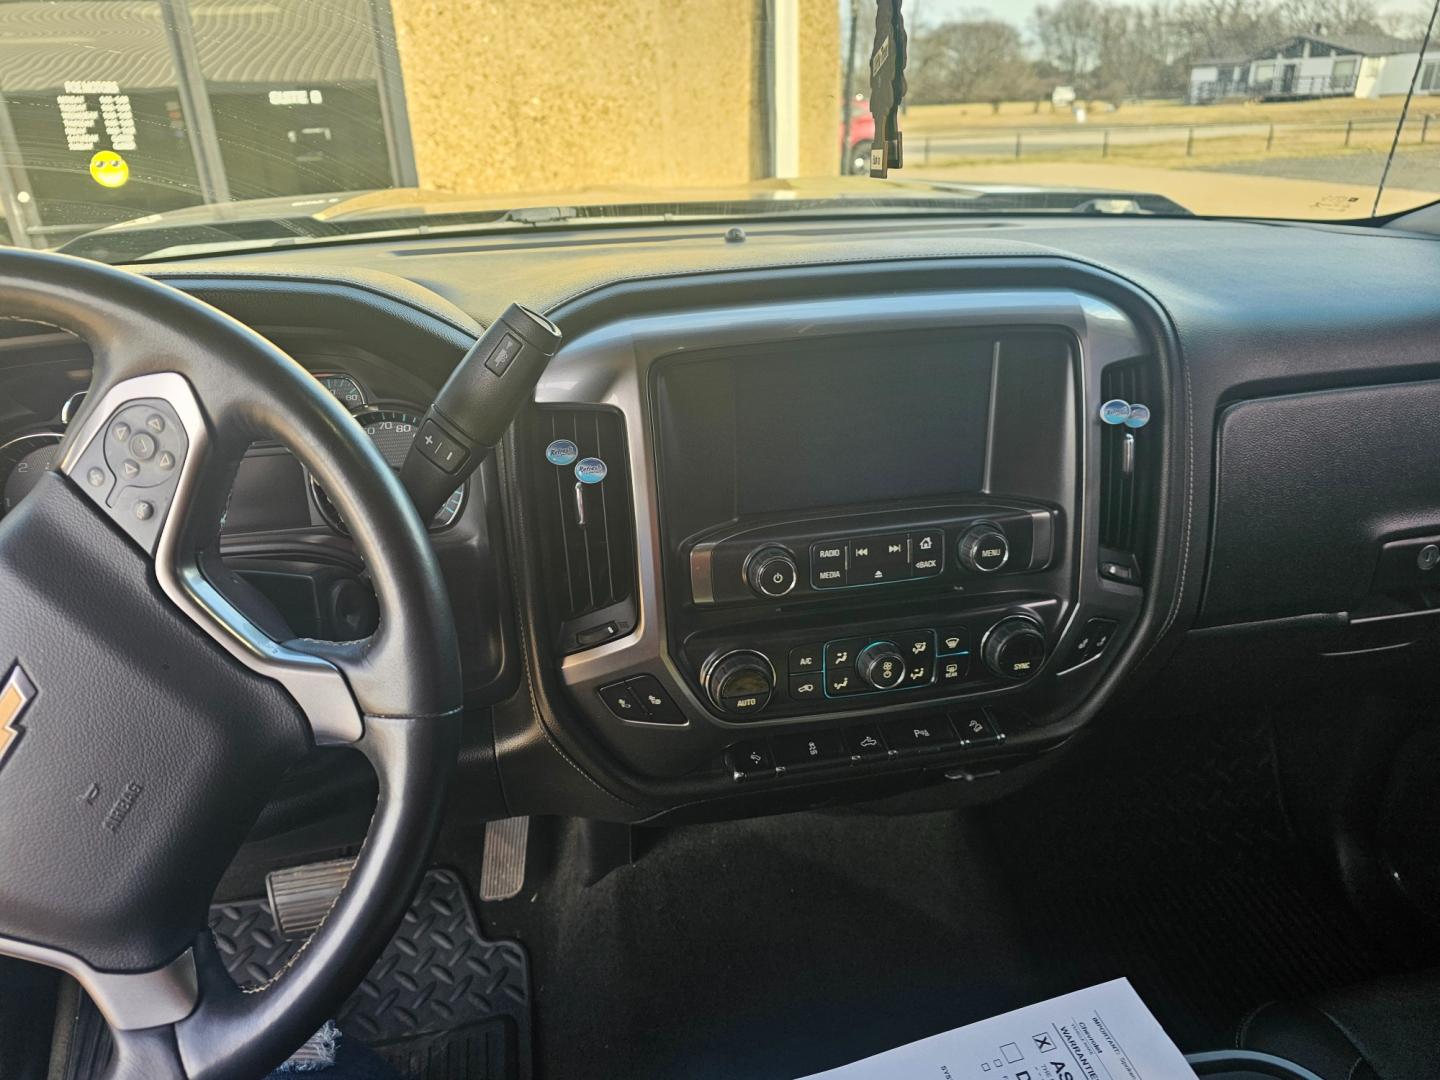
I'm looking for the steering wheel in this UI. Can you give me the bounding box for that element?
[0,249,463,1078]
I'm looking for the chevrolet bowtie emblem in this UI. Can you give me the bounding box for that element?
[0,663,36,770]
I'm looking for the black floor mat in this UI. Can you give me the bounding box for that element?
[64,868,530,1080]
[477,708,1400,1080]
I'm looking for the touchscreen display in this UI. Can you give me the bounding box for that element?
[728,339,993,514]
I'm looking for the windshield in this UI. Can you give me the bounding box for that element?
[2,0,1438,260]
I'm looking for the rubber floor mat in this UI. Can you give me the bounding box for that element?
[65,868,530,1080]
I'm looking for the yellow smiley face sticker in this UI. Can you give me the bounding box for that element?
[89,150,130,189]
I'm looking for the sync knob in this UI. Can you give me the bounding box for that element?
[981,615,1047,680]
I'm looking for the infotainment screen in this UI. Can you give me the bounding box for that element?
[654,334,994,525]
[731,340,992,514]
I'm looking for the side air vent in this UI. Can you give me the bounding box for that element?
[1098,360,1156,585]
[529,406,637,653]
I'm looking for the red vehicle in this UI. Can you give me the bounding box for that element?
[843,94,875,174]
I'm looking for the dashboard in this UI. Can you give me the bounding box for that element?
[4,211,1440,824]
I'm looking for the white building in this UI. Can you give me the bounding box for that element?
[1188,32,1440,104]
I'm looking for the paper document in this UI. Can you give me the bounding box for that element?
[795,978,1197,1080]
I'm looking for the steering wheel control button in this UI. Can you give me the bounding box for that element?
[727,740,777,781]
[810,541,846,588]
[844,725,890,760]
[73,397,189,554]
[746,546,798,598]
[128,432,157,460]
[856,641,907,690]
[882,716,957,755]
[597,681,650,722]
[624,675,684,725]
[772,730,846,771]
[847,533,908,585]
[982,616,1048,680]
[957,523,1010,573]
[788,674,823,701]
[144,413,166,434]
[544,438,579,466]
[415,418,469,474]
[788,644,823,675]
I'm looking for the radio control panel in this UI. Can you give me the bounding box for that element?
[690,508,1055,606]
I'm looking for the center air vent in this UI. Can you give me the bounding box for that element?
[528,406,637,653]
[1098,360,1157,584]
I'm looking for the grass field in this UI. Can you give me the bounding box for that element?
[901,95,1440,173]
[904,94,1418,132]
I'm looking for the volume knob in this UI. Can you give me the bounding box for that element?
[746,546,799,598]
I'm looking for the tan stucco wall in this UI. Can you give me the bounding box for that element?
[389,0,838,194]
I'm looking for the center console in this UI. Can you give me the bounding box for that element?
[526,287,1156,787]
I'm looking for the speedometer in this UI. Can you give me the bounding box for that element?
[0,431,63,519]
[310,408,465,533]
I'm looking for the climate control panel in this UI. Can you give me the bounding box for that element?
[686,608,1052,723]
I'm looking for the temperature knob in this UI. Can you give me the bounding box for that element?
[982,616,1047,680]
[704,651,775,717]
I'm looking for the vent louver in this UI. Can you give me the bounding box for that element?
[529,407,637,653]
[1098,361,1156,582]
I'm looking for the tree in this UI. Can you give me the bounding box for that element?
[907,19,1033,107]
[1033,0,1105,90]
[1096,3,1188,101]
[1275,0,1386,35]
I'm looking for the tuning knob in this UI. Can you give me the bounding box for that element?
[855,641,908,690]
[746,546,799,598]
[704,651,775,717]
[957,523,1010,573]
[982,616,1047,680]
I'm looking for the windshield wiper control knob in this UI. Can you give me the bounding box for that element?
[401,302,562,521]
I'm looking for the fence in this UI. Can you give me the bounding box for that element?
[908,113,1440,166]
[1190,74,1359,104]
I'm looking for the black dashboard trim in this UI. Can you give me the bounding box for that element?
[491,256,1191,821]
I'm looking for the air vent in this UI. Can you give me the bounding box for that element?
[529,407,637,653]
[1098,360,1156,583]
